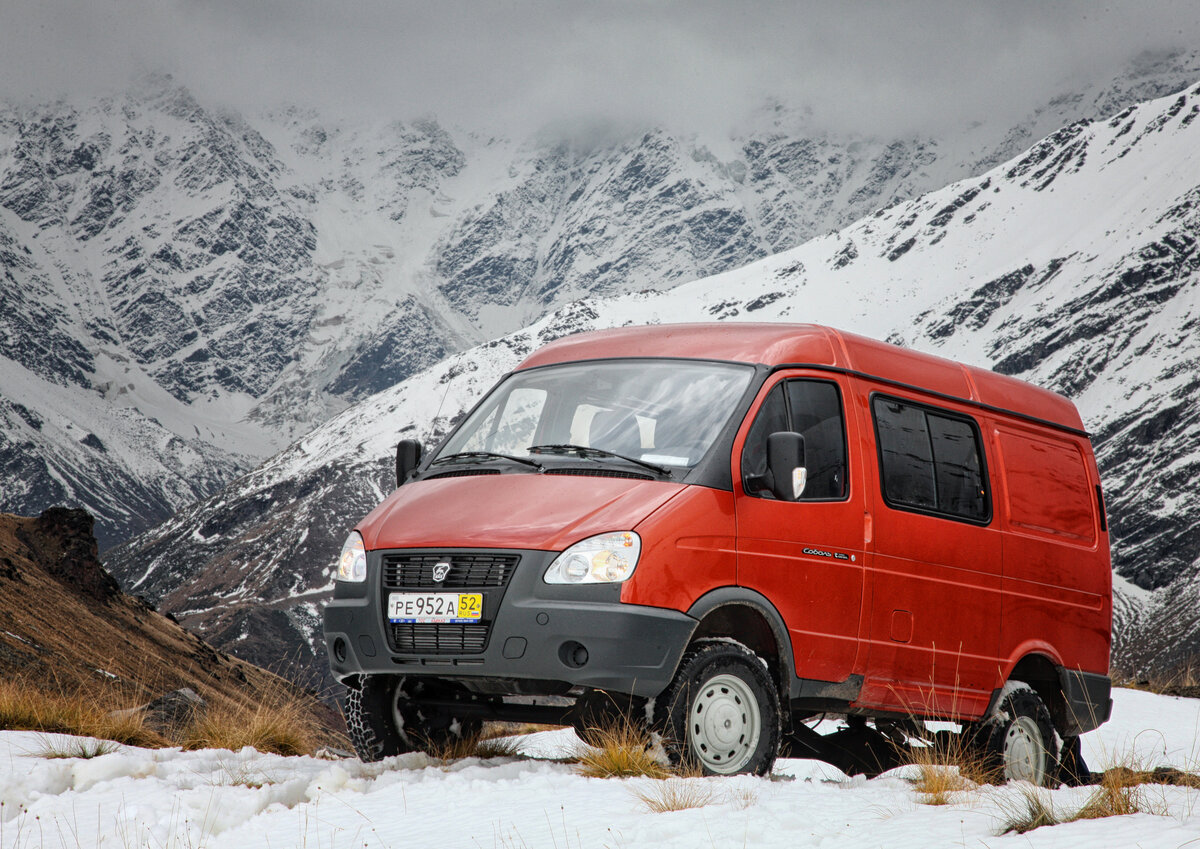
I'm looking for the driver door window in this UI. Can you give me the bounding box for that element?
[741,379,848,501]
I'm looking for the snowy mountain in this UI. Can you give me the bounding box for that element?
[105,77,1200,684]
[5,50,1200,546]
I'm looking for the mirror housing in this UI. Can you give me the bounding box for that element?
[767,431,807,501]
[396,439,423,487]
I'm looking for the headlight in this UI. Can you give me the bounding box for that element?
[544,531,641,584]
[336,531,367,582]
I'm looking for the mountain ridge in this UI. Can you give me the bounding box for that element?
[5,49,1200,546]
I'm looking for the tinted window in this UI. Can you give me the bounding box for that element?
[742,379,847,500]
[741,385,788,496]
[787,380,848,499]
[873,397,988,522]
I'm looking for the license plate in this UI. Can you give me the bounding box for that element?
[387,592,483,623]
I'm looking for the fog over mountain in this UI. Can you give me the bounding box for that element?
[6,1,1200,136]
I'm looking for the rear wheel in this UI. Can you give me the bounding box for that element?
[344,675,482,762]
[657,640,781,776]
[981,684,1058,786]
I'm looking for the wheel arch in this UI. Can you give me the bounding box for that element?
[999,652,1070,735]
[685,587,794,715]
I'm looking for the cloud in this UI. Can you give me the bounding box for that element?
[3,0,1200,137]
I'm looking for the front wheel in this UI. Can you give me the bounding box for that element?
[657,640,781,776]
[980,683,1059,786]
[344,675,482,762]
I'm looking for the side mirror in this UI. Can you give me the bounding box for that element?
[767,431,807,501]
[396,439,423,487]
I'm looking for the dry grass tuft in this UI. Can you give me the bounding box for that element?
[902,728,996,804]
[1113,656,1200,698]
[1072,768,1153,820]
[480,721,557,739]
[575,721,671,779]
[998,784,1062,834]
[729,787,759,809]
[36,737,120,760]
[423,730,525,762]
[0,677,164,748]
[633,779,718,813]
[994,754,1185,835]
[181,696,316,757]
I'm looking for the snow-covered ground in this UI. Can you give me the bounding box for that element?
[2,688,1198,848]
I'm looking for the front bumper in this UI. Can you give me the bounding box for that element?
[322,547,696,698]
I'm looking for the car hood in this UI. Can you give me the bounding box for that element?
[358,472,687,552]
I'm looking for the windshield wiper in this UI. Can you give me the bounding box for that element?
[430,451,543,470]
[527,444,671,477]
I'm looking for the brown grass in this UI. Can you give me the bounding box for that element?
[574,721,672,779]
[422,730,526,761]
[180,694,317,757]
[632,779,718,813]
[1112,656,1200,698]
[0,670,335,757]
[998,784,1062,834]
[0,676,164,748]
[480,721,558,739]
[902,729,998,804]
[995,756,1186,834]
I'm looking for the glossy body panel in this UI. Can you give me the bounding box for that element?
[620,486,737,613]
[992,423,1112,688]
[359,474,684,552]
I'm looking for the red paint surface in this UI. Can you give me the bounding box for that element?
[359,475,684,552]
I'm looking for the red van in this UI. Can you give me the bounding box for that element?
[324,323,1111,781]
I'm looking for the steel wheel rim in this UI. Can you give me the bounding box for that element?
[1003,715,1046,784]
[688,673,761,774]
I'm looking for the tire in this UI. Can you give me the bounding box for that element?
[981,683,1059,786]
[345,675,414,762]
[656,640,781,776]
[344,675,482,762]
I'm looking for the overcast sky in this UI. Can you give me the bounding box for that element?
[4,0,1200,136]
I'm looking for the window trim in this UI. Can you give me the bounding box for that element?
[741,376,851,504]
[869,392,993,526]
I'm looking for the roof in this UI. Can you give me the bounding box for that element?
[516,323,1085,434]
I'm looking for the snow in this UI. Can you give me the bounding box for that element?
[2,688,1198,848]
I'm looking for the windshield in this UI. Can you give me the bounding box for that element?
[435,359,755,471]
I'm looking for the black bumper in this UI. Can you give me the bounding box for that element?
[322,547,697,698]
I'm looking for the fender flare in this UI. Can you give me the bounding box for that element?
[685,587,797,701]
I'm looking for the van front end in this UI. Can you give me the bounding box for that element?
[322,540,697,707]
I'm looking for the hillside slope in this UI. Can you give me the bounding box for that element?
[0,507,335,733]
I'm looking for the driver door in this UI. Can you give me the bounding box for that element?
[734,375,867,684]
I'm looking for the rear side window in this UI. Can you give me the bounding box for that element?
[872,396,989,523]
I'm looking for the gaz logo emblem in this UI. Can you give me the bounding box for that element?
[432,561,452,583]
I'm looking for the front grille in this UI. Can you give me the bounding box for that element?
[390,623,489,654]
[382,553,519,589]
[381,551,520,655]
[545,468,655,480]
